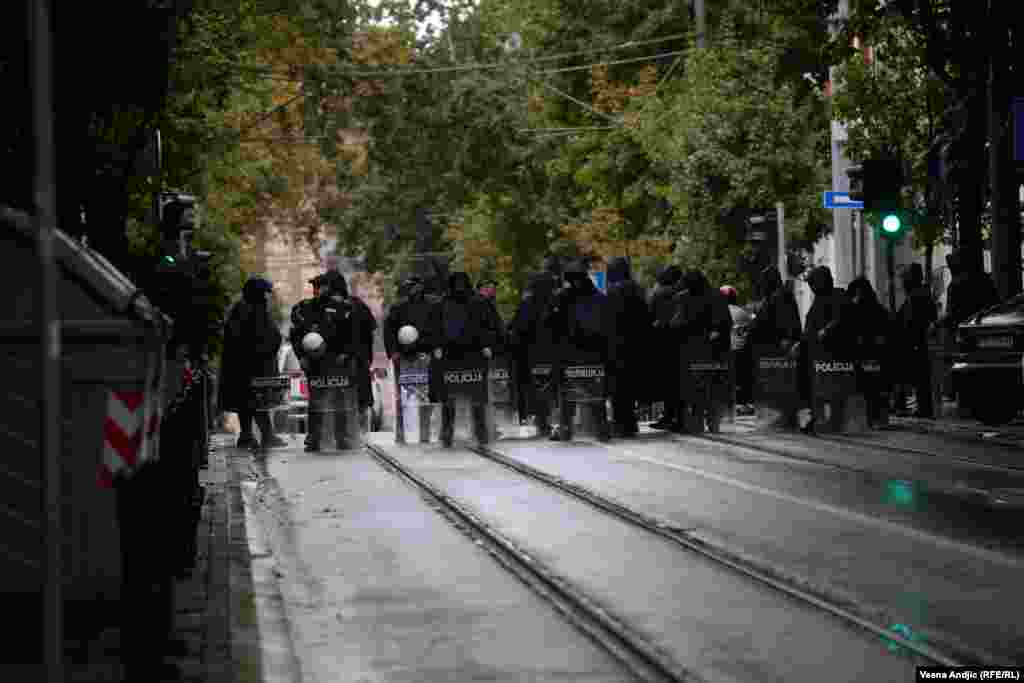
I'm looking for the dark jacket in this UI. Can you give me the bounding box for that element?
[899,264,937,352]
[438,272,501,356]
[847,276,895,359]
[220,277,281,413]
[289,274,368,365]
[549,262,611,358]
[384,291,442,356]
[649,265,682,328]
[509,272,561,364]
[748,266,801,349]
[802,266,853,357]
[605,257,653,394]
[670,270,732,353]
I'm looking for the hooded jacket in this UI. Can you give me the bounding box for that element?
[549,259,610,356]
[669,270,732,352]
[384,278,442,356]
[748,266,801,348]
[509,271,561,362]
[847,276,894,355]
[802,266,852,355]
[438,272,500,354]
[605,257,652,366]
[220,277,281,412]
[898,264,937,350]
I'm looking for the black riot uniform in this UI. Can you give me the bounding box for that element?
[547,259,611,442]
[509,271,561,435]
[668,270,732,432]
[384,276,443,442]
[436,272,501,447]
[289,271,370,451]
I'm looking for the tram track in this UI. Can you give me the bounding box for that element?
[693,431,1024,507]
[459,441,965,668]
[363,441,692,683]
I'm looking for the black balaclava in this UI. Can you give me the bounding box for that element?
[656,265,683,287]
[449,272,473,301]
[320,271,348,299]
[563,259,591,290]
[681,270,709,297]
[607,257,631,285]
[243,277,273,305]
[848,276,879,307]
[405,276,425,301]
[807,266,834,297]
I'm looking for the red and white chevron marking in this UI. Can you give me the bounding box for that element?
[98,390,145,488]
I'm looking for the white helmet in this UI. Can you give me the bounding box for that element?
[302,332,326,356]
[397,325,419,346]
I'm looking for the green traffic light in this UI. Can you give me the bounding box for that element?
[163,254,176,264]
[882,214,902,235]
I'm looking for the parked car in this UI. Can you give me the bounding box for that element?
[951,294,1024,426]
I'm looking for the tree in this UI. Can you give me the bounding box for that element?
[632,21,831,293]
[829,14,950,281]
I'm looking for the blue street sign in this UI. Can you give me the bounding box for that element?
[589,270,606,292]
[823,191,864,210]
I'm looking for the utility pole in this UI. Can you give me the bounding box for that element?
[29,1,63,682]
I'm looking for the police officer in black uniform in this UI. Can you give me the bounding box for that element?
[290,271,368,451]
[385,276,443,442]
[436,272,500,447]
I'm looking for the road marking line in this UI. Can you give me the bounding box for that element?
[613,446,1024,569]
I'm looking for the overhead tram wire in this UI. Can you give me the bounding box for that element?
[227,33,692,81]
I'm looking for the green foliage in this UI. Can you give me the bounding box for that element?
[829,13,950,252]
[632,20,830,291]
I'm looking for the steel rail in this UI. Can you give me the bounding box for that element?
[822,431,1024,470]
[363,442,692,683]
[466,442,964,667]
[699,430,1024,480]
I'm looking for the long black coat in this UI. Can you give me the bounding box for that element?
[509,273,561,414]
[606,258,653,399]
[548,277,610,361]
[220,300,281,413]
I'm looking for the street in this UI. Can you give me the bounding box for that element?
[235,421,1024,682]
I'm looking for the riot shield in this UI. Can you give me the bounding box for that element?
[442,356,489,443]
[396,354,439,444]
[809,349,857,432]
[308,362,364,451]
[487,354,517,439]
[680,340,732,433]
[251,375,289,448]
[753,345,799,429]
[561,357,607,438]
[857,357,889,427]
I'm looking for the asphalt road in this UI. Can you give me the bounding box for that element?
[237,422,1023,682]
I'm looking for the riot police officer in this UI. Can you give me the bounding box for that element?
[384,276,443,442]
[436,272,500,447]
[290,271,369,451]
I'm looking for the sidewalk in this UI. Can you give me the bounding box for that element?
[64,434,254,683]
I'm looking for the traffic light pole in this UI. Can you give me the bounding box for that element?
[887,238,896,312]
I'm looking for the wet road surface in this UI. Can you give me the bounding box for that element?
[482,431,1024,663]
[369,434,927,681]
[240,438,631,683]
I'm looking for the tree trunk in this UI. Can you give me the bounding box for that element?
[988,1,1022,300]
[956,92,987,275]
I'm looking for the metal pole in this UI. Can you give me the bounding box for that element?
[887,239,897,312]
[30,1,63,681]
[695,0,706,48]
[776,202,786,276]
